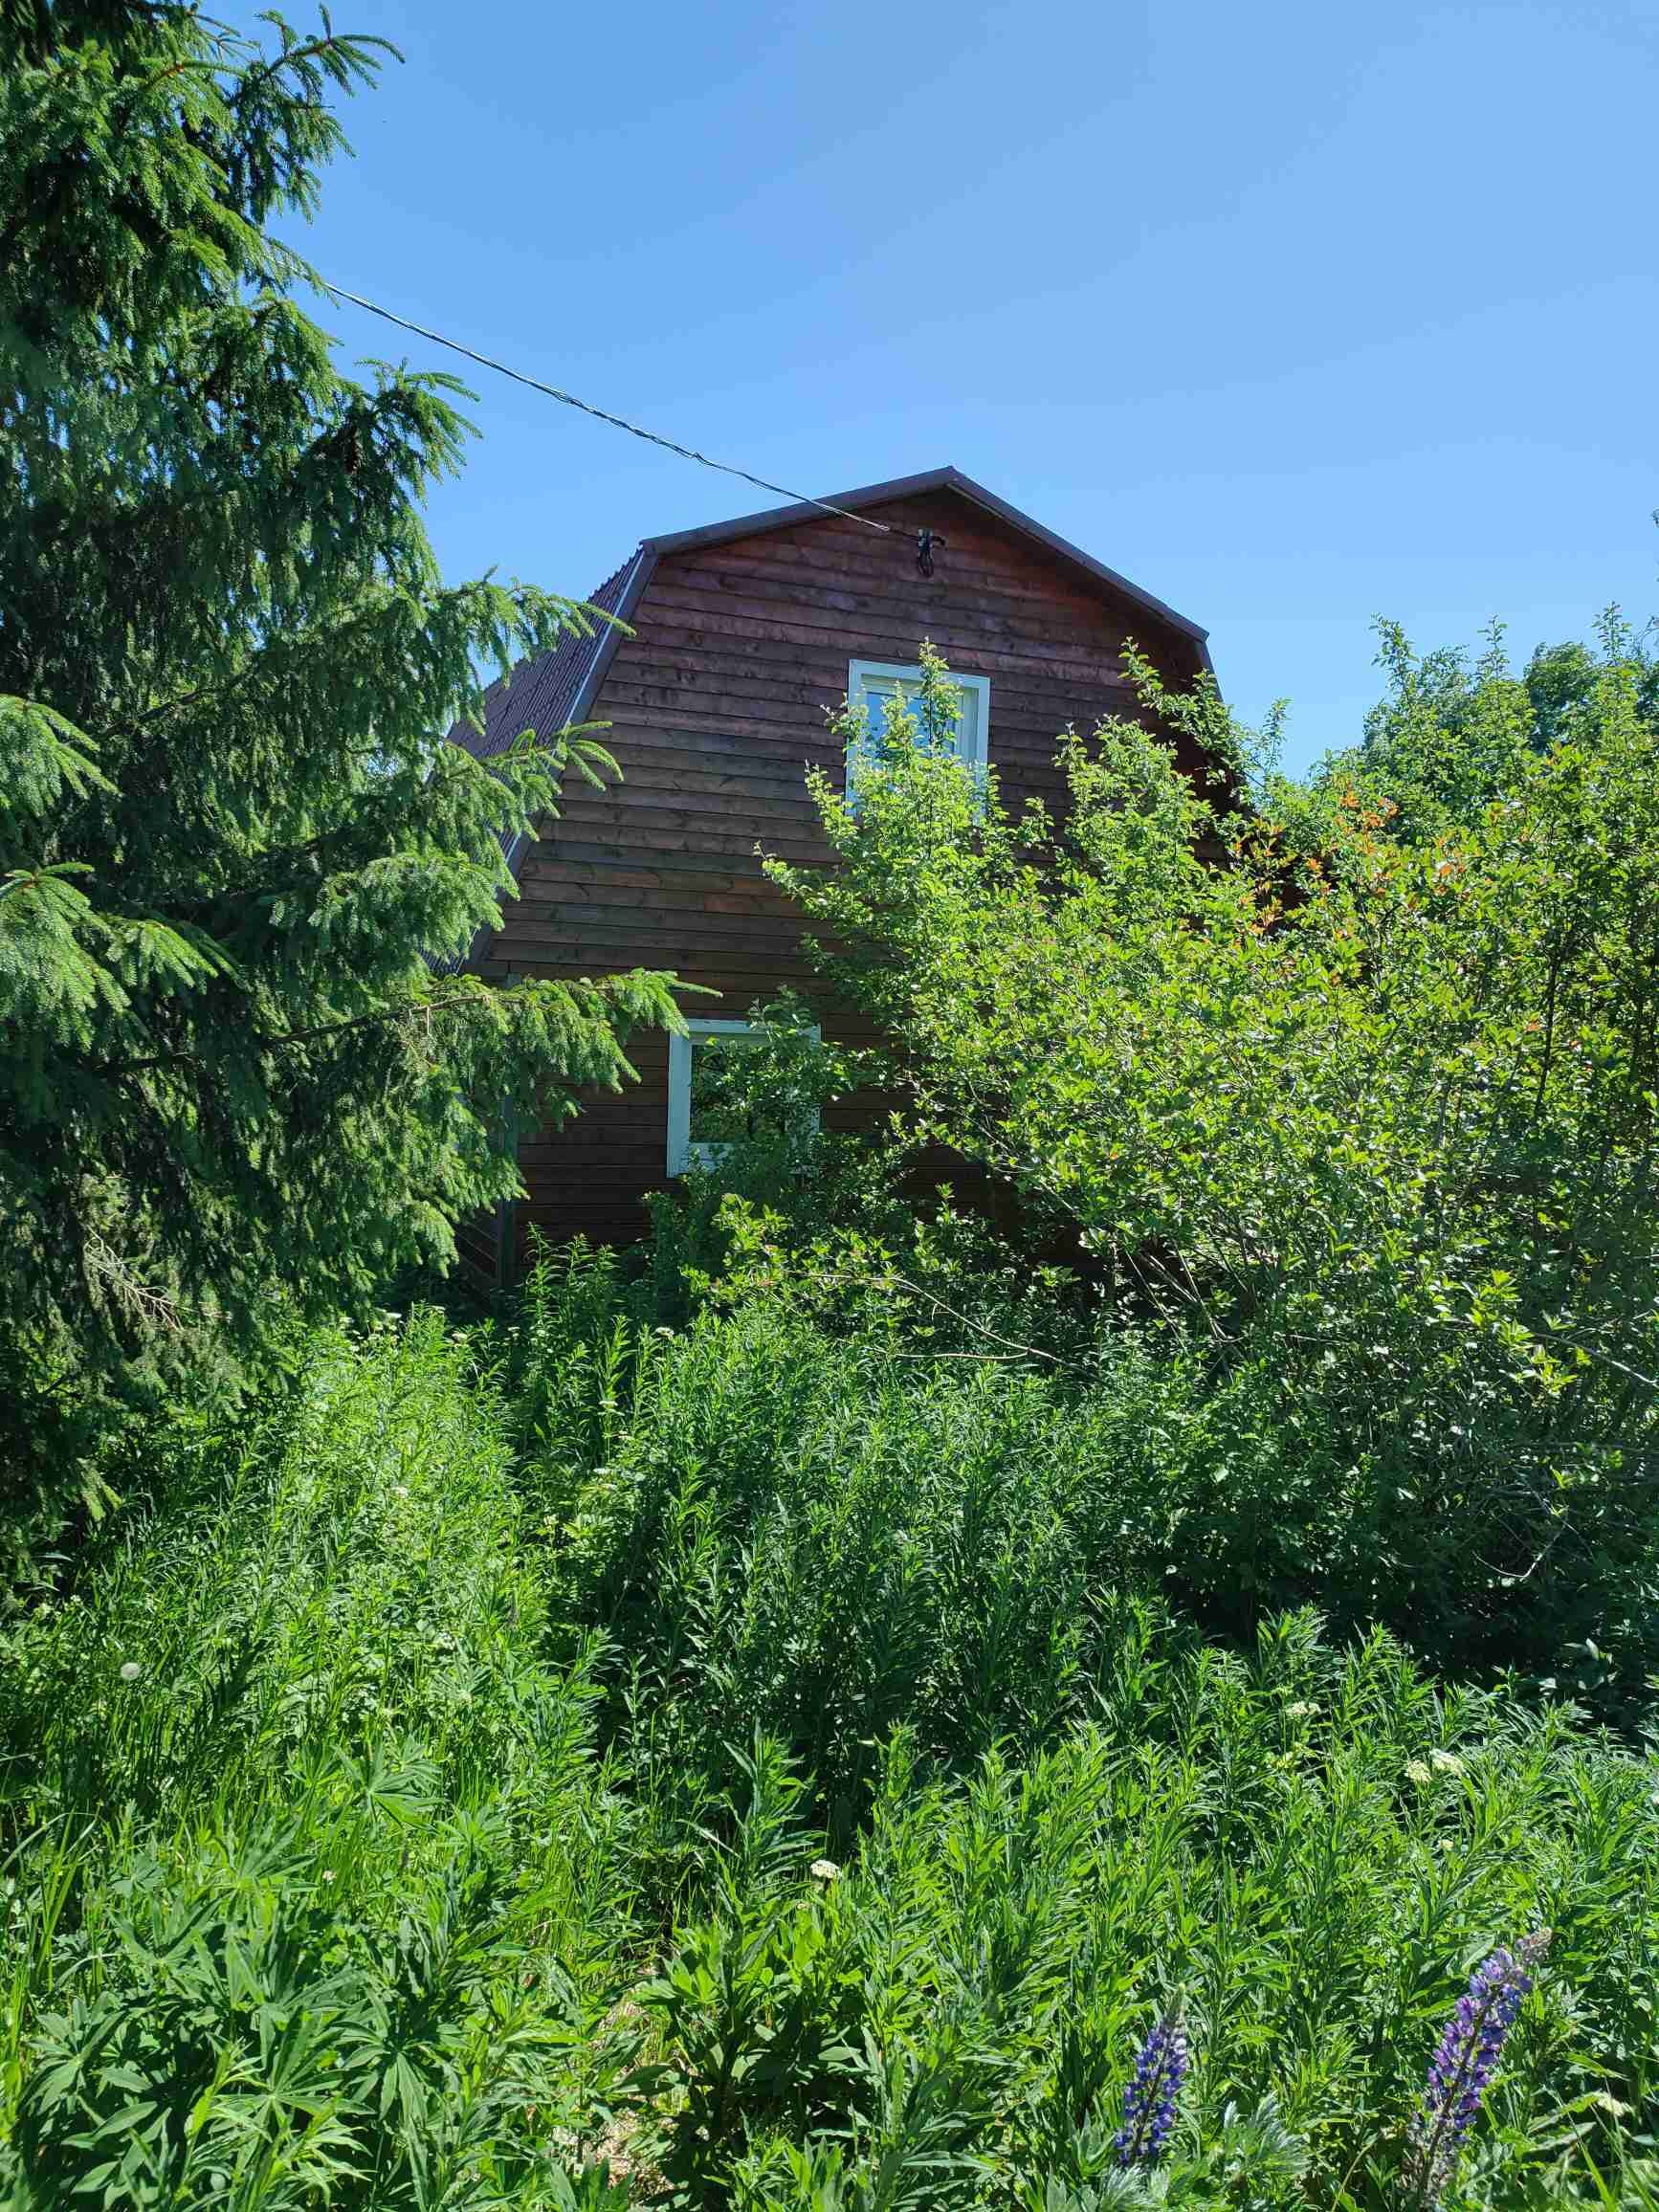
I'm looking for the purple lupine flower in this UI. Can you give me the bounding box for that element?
[1114,2004,1189,2167]
[1405,1932,1552,2206]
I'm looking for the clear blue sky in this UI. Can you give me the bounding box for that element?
[264,0,1655,771]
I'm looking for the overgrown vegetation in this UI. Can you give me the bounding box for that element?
[4,6,1659,2205]
[8,631,1659,2201]
[753,631,1659,1697]
[4,1289,1656,2207]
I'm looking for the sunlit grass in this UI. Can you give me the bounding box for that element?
[1,1284,1654,2206]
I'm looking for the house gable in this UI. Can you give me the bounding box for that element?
[641,466,1209,652]
[448,466,1210,819]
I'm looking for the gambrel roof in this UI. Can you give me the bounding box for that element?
[448,556,637,766]
[446,466,1209,767]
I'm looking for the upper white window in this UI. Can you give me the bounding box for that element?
[666,1017,821,1176]
[846,660,990,793]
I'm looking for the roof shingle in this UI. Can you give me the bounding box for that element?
[446,558,634,764]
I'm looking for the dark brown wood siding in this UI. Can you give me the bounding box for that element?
[476,489,1209,1264]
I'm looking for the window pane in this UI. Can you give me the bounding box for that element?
[856,673,972,762]
[953,684,980,763]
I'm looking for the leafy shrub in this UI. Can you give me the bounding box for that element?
[507,1247,1658,1809]
[754,632,1659,1691]
[508,1263,1183,1829]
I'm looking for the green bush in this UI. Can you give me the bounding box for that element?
[508,1246,1658,1771]
[509,1257,1175,1830]
[750,633,1659,1692]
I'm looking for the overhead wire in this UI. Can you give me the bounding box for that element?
[316,278,893,533]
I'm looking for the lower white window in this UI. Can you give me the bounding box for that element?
[666,1017,821,1176]
[846,659,990,792]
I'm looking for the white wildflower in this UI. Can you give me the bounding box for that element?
[1429,1749,1465,1775]
[1286,1700,1319,1720]
[809,1858,840,1884]
[1405,1759,1432,1785]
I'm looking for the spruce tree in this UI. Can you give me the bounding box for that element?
[0,2,682,1559]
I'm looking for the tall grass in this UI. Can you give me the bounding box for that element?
[0,1314,641,2207]
[1,1278,1655,2206]
[508,1251,1193,1838]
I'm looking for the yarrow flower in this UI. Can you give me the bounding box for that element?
[809,1858,840,1884]
[1114,2004,1189,2166]
[1405,1932,1552,2206]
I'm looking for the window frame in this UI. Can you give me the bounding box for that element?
[845,659,991,791]
[666,1015,823,1177]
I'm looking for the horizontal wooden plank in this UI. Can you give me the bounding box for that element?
[658,534,1123,616]
[515,871,787,916]
[520,1148,669,1175]
[557,772,827,823]
[632,595,1145,687]
[547,808,826,851]
[663,556,1127,638]
[508,831,830,873]
[519,1188,665,1209]
[513,855,783,897]
[602,662,1137,726]
[614,646,1153,705]
[507,960,815,988]
[506,906,807,951]
[520,867,805,911]
[593,729,1062,788]
[637,558,1172,643]
[589,750,836,797]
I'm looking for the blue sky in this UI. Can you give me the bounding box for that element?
[264,0,1655,771]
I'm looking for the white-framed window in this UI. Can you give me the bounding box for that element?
[846,659,990,794]
[666,1016,822,1176]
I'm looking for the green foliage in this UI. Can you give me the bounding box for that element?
[675,1654,1657,2209]
[640,995,893,1314]
[507,1252,1164,1832]
[7,35,1659,2197]
[2,1307,1656,2207]
[1324,615,1659,842]
[762,631,1659,1688]
[0,1314,648,2206]
[0,2,681,1572]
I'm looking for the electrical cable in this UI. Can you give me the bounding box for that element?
[317,278,893,533]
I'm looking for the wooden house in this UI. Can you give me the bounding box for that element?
[446,466,1214,1279]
